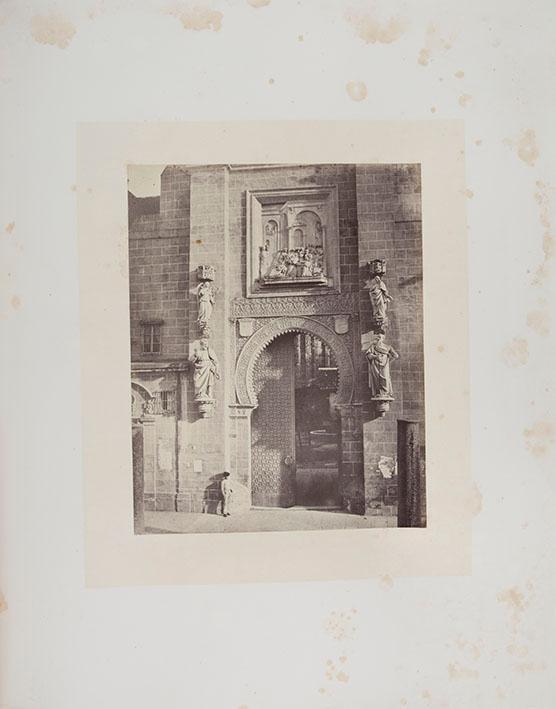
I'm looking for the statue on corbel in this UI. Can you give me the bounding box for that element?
[364,259,399,417]
[196,265,217,337]
[365,258,393,331]
[190,338,220,418]
[365,332,399,416]
[192,265,220,417]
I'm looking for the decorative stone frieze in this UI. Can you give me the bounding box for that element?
[231,293,358,320]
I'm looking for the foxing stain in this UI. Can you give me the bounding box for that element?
[501,337,529,367]
[458,94,472,108]
[379,574,394,589]
[514,661,547,674]
[507,642,529,658]
[324,609,357,641]
[5,222,15,233]
[497,586,528,614]
[504,129,539,167]
[247,0,271,7]
[166,5,223,32]
[526,309,550,337]
[11,295,21,310]
[30,13,76,49]
[532,181,555,286]
[324,657,350,685]
[346,81,367,102]
[418,24,453,66]
[345,9,406,44]
[447,662,479,680]
[523,420,555,457]
[0,591,7,613]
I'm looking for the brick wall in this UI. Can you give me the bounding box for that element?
[251,335,296,507]
[175,167,231,512]
[356,164,425,518]
[128,166,190,361]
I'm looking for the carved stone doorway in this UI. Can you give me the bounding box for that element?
[233,316,363,513]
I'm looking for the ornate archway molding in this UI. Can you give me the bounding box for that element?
[234,316,355,407]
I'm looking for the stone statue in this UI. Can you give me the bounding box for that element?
[366,333,399,398]
[197,281,215,332]
[191,338,220,401]
[365,259,392,329]
[367,274,392,327]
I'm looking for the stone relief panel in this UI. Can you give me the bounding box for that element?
[246,186,340,297]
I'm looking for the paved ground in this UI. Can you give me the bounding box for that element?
[142,507,396,534]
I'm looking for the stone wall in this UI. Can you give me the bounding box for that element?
[128,163,426,523]
[356,164,425,518]
[128,166,190,361]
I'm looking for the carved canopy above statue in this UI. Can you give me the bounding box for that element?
[246,186,340,297]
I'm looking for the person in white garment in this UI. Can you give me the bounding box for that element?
[220,472,233,517]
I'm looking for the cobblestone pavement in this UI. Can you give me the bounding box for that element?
[142,508,396,534]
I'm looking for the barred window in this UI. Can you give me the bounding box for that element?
[159,390,176,414]
[141,321,162,354]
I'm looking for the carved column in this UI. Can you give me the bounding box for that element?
[397,420,422,527]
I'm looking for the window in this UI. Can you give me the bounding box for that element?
[141,321,162,354]
[159,390,176,414]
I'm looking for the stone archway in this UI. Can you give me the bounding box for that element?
[231,316,362,512]
[235,316,355,408]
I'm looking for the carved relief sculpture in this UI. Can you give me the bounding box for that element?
[264,245,326,284]
[365,259,392,331]
[142,396,156,416]
[191,338,220,418]
[366,332,399,416]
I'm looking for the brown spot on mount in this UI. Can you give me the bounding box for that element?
[166,5,223,32]
[30,13,76,49]
[346,81,367,102]
[345,10,406,44]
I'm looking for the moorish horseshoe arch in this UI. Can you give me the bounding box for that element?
[235,316,355,407]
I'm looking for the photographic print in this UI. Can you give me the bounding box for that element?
[128,162,426,534]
